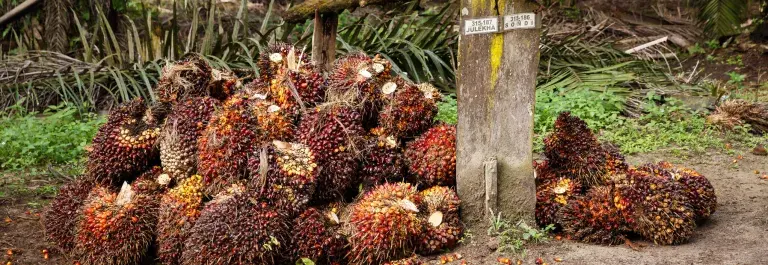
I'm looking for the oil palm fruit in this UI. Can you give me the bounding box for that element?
[87,98,161,185]
[416,186,462,255]
[636,162,716,221]
[73,183,158,265]
[384,255,424,265]
[181,190,290,265]
[405,124,456,187]
[348,182,423,265]
[328,53,393,127]
[159,97,220,179]
[289,207,348,265]
[535,178,582,228]
[131,166,167,196]
[43,178,97,253]
[156,54,213,104]
[543,112,609,187]
[247,141,318,217]
[378,79,438,138]
[157,175,205,265]
[360,128,405,187]
[557,185,626,245]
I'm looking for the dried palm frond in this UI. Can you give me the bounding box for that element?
[707,99,768,134]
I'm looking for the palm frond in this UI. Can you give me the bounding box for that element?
[696,0,748,37]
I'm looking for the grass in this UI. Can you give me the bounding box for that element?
[487,212,554,256]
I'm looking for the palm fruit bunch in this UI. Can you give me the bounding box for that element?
[251,98,297,141]
[43,178,96,253]
[360,127,405,187]
[611,170,696,245]
[405,124,457,187]
[87,98,161,185]
[348,182,423,265]
[557,186,627,244]
[182,190,290,265]
[384,255,424,265]
[636,161,716,221]
[603,144,629,176]
[535,177,582,228]
[157,175,205,265]
[159,96,220,179]
[297,105,365,201]
[197,94,262,194]
[416,186,462,255]
[328,53,394,126]
[706,99,768,134]
[131,166,168,196]
[247,141,318,216]
[543,112,610,187]
[289,207,349,265]
[378,78,439,138]
[73,183,158,265]
[257,43,325,114]
[156,54,214,103]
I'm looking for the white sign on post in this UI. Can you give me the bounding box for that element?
[463,17,499,35]
[503,13,538,30]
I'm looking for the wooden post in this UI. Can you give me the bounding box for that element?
[456,1,540,226]
[312,10,338,72]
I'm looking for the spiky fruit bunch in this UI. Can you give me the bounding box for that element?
[131,166,168,197]
[534,160,560,186]
[416,186,462,255]
[157,175,205,265]
[543,112,609,187]
[258,42,311,81]
[636,162,716,221]
[87,98,161,185]
[257,65,327,115]
[197,94,262,194]
[603,144,629,176]
[156,54,213,103]
[43,179,96,253]
[248,141,318,216]
[611,170,696,245]
[182,191,290,265]
[74,184,158,265]
[378,78,438,138]
[289,207,349,265]
[360,128,405,187]
[348,182,423,265]
[535,178,582,228]
[298,105,364,201]
[251,99,297,141]
[328,53,393,125]
[405,124,456,187]
[557,186,626,244]
[384,255,424,265]
[160,97,220,179]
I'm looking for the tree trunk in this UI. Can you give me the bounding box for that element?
[283,0,409,22]
[312,11,338,72]
[456,0,540,227]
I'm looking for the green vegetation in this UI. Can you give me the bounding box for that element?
[435,94,457,125]
[488,212,554,256]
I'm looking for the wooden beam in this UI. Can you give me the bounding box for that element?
[456,0,540,226]
[0,0,42,27]
[283,0,408,22]
[312,10,338,72]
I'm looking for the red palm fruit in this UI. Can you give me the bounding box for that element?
[378,79,438,138]
[557,185,626,245]
[297,105,364,201]
[635,161,716,221]
[289,207,349,265]
[251,99,297,142]
[157,175,205,265]
[328,53,393,126]
[348,182,423,265]
[405,124,456,187]
[543,112,609,187]
[43,178,97,253]
[258,42,312,81]
[156,54,213,104]
[73,183,158,265]
[611,169,696,245]
[160,97,220,179]
[535,178,582,228]
[603,144,629,176]
[247,141,318,217]
[87,98,161,185]
[131,166,167,196]
[384,255,424,265]
[534,160,560,186]
[416,186,462,255]
[181,190,290,265]
[360,128,406,187]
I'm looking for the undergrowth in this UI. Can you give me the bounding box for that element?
[488,212,554,256]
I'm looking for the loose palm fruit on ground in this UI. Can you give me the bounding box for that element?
[557,185,626,245]
[160,97,220,179]
[87,98,161,185]
[378,79,438,138]
[43,178,96,253]
[156,54,213,103]
[635,161,716,221]
[247,141,318,217]
[360,128,406,187]
[535,178,582,228]
[384,255,424,265]
[73,183,158,265]
[181,190,290,265]
[611,170,696,245]
[405,124,456,187]
[157,175,205,265]
[348,182,423,265]
[417,186,462,255]
[288,207,348,265]
[297,105,364,201]
[543,112,609,187]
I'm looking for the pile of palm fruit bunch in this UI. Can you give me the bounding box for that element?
[536,112,717,245]
[42,44,459,265]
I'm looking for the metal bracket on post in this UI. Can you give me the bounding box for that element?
[484,157,498,219]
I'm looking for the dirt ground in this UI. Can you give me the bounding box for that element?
[2,150,767,265]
